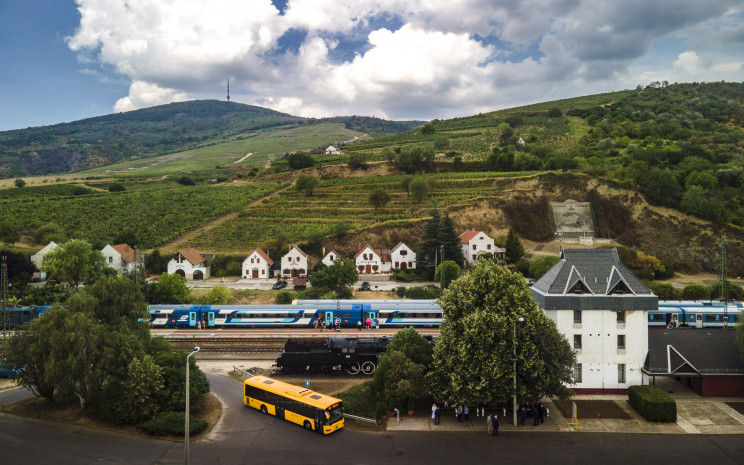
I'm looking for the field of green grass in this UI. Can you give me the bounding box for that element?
[79,123,365,178]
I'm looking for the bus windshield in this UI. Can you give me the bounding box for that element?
[326,404,343,425]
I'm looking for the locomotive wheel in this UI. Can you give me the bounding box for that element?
[361,361,376,375]
[346,363,361,375]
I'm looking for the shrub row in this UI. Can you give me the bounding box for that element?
[628,385,676,422]
[136,412,208,435]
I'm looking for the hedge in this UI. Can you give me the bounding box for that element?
[136,412,208,435]
[628,385,677,422]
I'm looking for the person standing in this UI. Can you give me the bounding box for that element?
[432,403,437,420]
[434,405,441,425]
[456,404,463,422]
[492,414,499,436]
[463,405,469,422]
[366,317,372,329]
[374,316,379,329]
[357,320,362,331]
[538,401,544,423]
[533,405,540,426]
[520,405,527,426]
[487,414,493,435]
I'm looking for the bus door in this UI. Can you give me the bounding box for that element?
[207,310,215,327]
[696,313,703,328]
[189,310,198,328]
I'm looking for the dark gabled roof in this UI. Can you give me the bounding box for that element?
[532,248,652,295]
[530,248,657,311]
[644,329,744,375]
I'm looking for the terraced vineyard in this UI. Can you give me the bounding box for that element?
[183,172,520,251]
[2,182,284,248]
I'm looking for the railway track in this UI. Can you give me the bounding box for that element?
[165,336,288,353]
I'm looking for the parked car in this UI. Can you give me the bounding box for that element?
[360,282,371,291]
[272,280,288,290]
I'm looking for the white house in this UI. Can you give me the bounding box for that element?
[101,243,142,274]
[31,241,60,280]
[242,247,274,279]
[281,246,308,278]
[167,248,210,280]
[354,244,392,275]
[321,249,343,267]
[530,248,657,394]
[459,230,505,266]
[390,243,416,270]
[325,145,341,155]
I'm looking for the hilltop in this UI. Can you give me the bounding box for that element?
[0,100,422,177]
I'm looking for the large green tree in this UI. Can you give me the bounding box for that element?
[737,308,744,362]
[438,214,465,267]
[429,260,574,407]
[295,175,319,196]
[41,239,106,287]
[148,272,191,304]
[416,208,441,278]
[372,327,433,410]
[504,228,525,264]
[308,258,358,292]
[434,260,461,289]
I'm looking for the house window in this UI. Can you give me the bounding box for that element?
[617,311,626,323]
[573,335,582,350]
[394,262,399,268]
[472,245,477,251]
[487,244,491,250]
[573,311,582,324]
[400,250,407,256]
[573,363,582,384]
[618,364,626,383]
[617,335,626,350]
[472,254,477,261]
[108,257,113,263]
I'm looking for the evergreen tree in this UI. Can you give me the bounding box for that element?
[505,228,525,264]
[438,214,465,267]
[416,208,441,278]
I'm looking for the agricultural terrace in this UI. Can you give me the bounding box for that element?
[183,172,524,251]
[2,182,283,248]
[79,123,366,178]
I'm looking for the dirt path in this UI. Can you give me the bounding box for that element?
[158,183,293,252]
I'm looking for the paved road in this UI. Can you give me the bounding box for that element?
[1,374,743,464]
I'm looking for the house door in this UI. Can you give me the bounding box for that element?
[193,270,203,280]
[176,269,186,277]
[365,265,371,274]
[292,269,299,278]
[400,262,407,270]
[252,269,258,278]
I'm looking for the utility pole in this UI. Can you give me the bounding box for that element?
[440,245,445,290]
[720,234,728,327]
[226,79,230,102]
[1,255,8,357]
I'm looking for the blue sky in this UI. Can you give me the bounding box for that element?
[1,0,742,131]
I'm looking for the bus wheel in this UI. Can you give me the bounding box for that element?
[304,420,313,430]
[346,363,360,375]
[361,361,376,375]
[260,405,268,414]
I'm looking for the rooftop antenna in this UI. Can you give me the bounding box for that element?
[226,79,230,102]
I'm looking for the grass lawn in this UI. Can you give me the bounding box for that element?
[552,399,632,420]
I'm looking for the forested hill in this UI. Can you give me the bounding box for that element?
[0,100,422,177]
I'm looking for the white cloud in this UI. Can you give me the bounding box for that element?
[67,0,744,119]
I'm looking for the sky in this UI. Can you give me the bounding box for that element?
[1,0,743,131]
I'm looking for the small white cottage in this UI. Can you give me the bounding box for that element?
[242,247,274,279]
[101,243,142,274]
[354,244,392,275]
[281,246,308,278]
[167,248,210,280]
[460,230,505,266]
[31,241,60,280]
[390,243,416,270]
[321,249,344,267]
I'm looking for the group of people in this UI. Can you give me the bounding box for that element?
[429,400,547,434]
[518,401,546,426]
[356,317,378,330]
[313,317,379,331]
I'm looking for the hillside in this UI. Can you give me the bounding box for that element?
[1,82,743,280]
[0,100,422,178]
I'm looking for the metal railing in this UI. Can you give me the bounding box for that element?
[344,413,378,428]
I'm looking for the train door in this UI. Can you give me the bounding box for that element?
[671,313,678,327]
[362,304,376,328]
[189,310,198,328]
[695,313,703,328]
[324,311,334,328]
[207,311,215,327]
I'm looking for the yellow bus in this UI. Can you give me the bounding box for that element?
[243,376,344,434]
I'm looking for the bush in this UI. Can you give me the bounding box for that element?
[393,269,427,283]
[108,183,126,192]
[136,411,207,435]
[395,286,441,299]
[275,290,293,304]
[628,385,676,422]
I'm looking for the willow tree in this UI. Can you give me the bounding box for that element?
[428,260,574,406]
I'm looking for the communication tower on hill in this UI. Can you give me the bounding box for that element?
[226,79,230,102]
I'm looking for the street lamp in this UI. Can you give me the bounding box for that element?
[513,317,524,427]
[185,346,200,465]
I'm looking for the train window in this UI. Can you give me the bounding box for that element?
[341,313,351,318]
[705,315,716,322]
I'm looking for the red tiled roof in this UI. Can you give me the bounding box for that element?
[178,248,206,265]
[253,247,274,266]
[459,230,480,244]
[112,244,137,263]
[353,244,390,263]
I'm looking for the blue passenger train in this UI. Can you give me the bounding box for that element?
[648,300,742,328]
[146,299,443,328]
